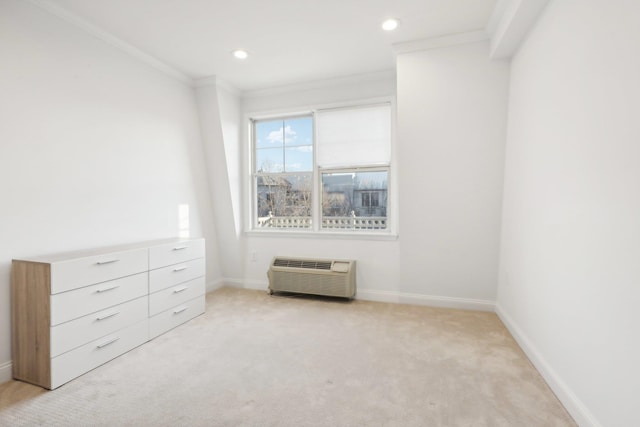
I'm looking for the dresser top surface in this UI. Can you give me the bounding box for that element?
[13,237,204,264]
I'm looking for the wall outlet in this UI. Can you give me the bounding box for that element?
[251,251,257,262]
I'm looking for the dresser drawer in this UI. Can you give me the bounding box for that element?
[149,258,205,294]
[149,239,205,270]
[50,319,148,389]
[50,296,148,358]
[149,295,205,339]
[149,277,205,317]
[51,272,147,326]
[50,248,148,294]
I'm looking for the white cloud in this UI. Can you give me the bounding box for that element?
[267,125,297,144]
[292,146,312,152]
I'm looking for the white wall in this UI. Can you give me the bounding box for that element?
[195,81,244,283]
[497,1,640,426]
[397,41,510,305]
[217,84,243,237]
[0,0,218,380]
[211,43,509,310]
[235,73,404,298]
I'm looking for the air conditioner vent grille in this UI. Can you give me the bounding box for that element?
[268,257,356,298]
[273,258,332,270]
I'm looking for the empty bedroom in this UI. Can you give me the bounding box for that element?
[0,0,637,426]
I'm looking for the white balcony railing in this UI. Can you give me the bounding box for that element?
[323,216,387,230]
[257,214,387,230]
[258,216,312,228]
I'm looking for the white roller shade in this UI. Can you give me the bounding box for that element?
[316,104,391,168]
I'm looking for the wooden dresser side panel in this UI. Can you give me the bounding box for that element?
[11,261,52,389]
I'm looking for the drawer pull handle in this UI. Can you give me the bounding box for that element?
[96,259,119,265]
[173,286,188,293]
[173,246,188,251]
[96,285,120,293]
[173,306,188,314]
[96,311,120,321]
[173,266,188,272]
[96,337,120,349]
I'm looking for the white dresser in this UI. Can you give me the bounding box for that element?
[148,239,206,339]
[11,238,205,390]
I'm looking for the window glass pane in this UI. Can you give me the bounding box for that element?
[256,148,283,173]
[321,170,388,230]
[284,117,313,147]
[255,116,313,173]
[256,173,312,229]
[284,146,313,172]
[255,120,284,149]
[317,104,391,167]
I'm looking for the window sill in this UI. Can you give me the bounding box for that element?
[245,229,398,241]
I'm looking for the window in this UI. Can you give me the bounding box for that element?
[254,116,313,228]
[361,192,380,208]
[252,103,392,233]
[321,169,388,230]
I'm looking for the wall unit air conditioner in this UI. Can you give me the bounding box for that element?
[268,257,356,299]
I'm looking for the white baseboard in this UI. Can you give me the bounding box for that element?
[220,279,494,311]
[223,278,268,291]
[495,303,601,427]
[0,361,12,384]
[357,288,495,311]
[241,279,269,290]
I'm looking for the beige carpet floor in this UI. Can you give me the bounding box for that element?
[0,287,576,426]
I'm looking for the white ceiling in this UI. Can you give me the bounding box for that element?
[45,0,498,91]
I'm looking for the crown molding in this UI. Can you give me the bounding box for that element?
[486,0,511,37]
[215,77,242,97]
[194,76,242,97]
[242,69,396,100]
[29,0,192,86]
[392,30,489,56]
[487,0,551,59]
[194,75,218,88]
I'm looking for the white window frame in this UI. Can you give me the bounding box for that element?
[251,113,315,230]
[245,98,398,240]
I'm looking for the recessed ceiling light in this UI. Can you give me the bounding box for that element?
[381,18,400,31]
[232,49,248,59]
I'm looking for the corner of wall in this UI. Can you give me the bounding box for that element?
[488,0,551,59]
[206,278,226,293]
